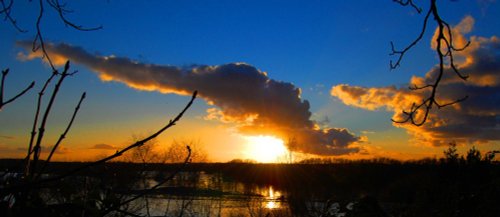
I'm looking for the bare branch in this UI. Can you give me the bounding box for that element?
[24,70,58,177]
[30,61,72,178]
[0,68,35,110]
[436,95,468,109]
[1,0,103,71]
[442,21,469,80]
[28,0,103,70]
[47,0,103,31]
[389,8,432,69]
[0,0,27,32]
[37,92,86,177]
[0,82,35,108]
[391,0,469,126]
[409,84,433,90]
[392,99,432,126]
[32,0,57,70]
[393,0,422,13]
[0,0,12,13]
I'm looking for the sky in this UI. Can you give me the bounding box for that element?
[1,0,499,162]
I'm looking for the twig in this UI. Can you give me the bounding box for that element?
[0,0,27,32]
[37,92,86,178]
[435,96,468,109]
[0,68,35,110]
[389,8,432,70]
[393,0,422,13]
[24,69,58,177]
[30,61,72,178]
[47,0,102,31]
[3,0,102,70]
[33,0,57,70]
[31,0,102,70]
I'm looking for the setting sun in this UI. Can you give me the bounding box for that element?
[244,135,288,163]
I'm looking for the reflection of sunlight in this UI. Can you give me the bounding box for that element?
[265,186,281,209]
[245,135,287,163]
[266,201,278,209]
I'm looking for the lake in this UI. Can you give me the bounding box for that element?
[2,160,499,216]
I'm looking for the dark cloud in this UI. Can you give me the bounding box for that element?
[17,42,361,156]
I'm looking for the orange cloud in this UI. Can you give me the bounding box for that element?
[17,42,361,156]
[331,84,422,111]
[332,16,500,146]
[431,15,474,52]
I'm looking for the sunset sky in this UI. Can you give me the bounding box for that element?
[1,0,499,162]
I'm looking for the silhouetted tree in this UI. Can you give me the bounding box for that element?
[483,150,499,163]
[443,142,459,164]
[466,146,482,164]
[164,139,208,163]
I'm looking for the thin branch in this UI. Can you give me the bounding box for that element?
[47,0,102,31]
[393,0,422,13]
[0,0,27,32]
[33,0,101,70]
[436,95,468,109]
[0,68,35,110]
[1,91,197,195]
[0,82,35,108]
[30,61,72,178]
[0,69,5,106]
[37,92,86,177]
[32,0,57,70]
[409,84,433,90]
[24,70,58,177]
[2,0,102,71]
[389,8,432,69]
[442,21,470,80]
[0,0,12,13]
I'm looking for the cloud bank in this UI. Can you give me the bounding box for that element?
[17,42,361,156]
[332,16,500,146]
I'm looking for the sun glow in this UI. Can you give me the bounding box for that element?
[245,135,287,163]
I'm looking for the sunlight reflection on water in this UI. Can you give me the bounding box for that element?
[135,172,291,216]
[264,186,282,209]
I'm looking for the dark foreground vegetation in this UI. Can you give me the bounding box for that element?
[1,146,499,217]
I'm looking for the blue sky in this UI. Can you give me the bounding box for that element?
[1,0,499,162]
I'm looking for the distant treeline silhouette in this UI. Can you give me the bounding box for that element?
[1,145,499,216]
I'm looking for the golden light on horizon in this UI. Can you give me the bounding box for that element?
[244,135,287,163]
